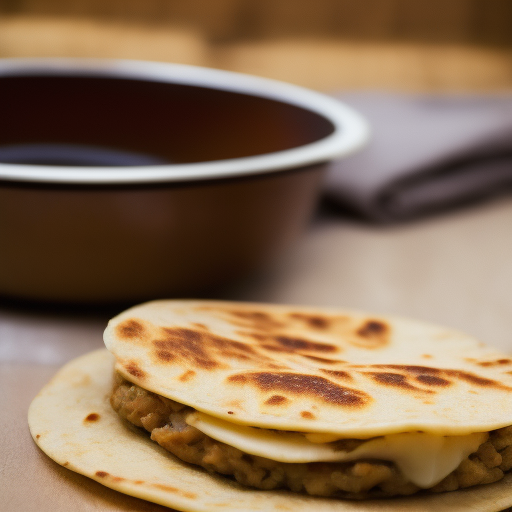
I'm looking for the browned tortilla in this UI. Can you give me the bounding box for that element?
[29,349,512,511]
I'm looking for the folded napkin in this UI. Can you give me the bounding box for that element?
[324,92,512,222]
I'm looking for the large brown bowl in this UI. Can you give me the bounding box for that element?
[0,59,368,304]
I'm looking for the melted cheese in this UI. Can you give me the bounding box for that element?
[185,411,488,488]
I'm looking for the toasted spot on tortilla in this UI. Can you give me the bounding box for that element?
[302,355,345,364]
[477,359,512,367]
[227,374,247,384]
[415,375,451,387]
[367,372,433,393]
[152,483,197,499]
[446,370,512,390]
[95,471,109,478]
[63,461,69,466]
[179,370,196,382]
[265,395,289,406]
[273,336,337,353]
[320,369,353,381]
[84,413,100,422]
[124,361,146,379]
[300,411,315,419]
[228,371,370,407]
[153,329,222,370]
[227,411,234,415]
[370,364,443,375]
[116,319,146,340]
[36,434,41,439]
[355,320,390,347]
[422,354,433,359]
[288,313,331,329]
[153,328,276,370]
[223,309,285,330]
[355,364,512,392]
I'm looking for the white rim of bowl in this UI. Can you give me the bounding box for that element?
[0,58,369,184]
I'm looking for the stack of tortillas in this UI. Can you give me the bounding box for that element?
[29,300,512,511]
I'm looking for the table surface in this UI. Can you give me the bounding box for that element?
[3,196,512,511]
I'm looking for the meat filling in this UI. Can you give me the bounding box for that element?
[110,373,512,498]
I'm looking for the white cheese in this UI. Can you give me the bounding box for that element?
[185,411,488,488]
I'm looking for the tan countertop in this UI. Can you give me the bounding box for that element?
[3,196,512,511]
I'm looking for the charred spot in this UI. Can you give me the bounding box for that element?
[95,471,109,478]
[289,313,331,329]
[227,374,247,383]
[155,350,174,362]
[265,395,289,406]
[228,371,369,407]
[125,361,146,379]
[446,370,512,390]
[301,411,315,419]
[415,375,451,387]
[356,320,390,345]
[178,370,196,382]
[372,364,443,375]
[227,310,284,330]
[154,328,268,369]
[227,411,234,414]
[36,434,41,439]
[273,336,337,353]
[260,344,289,353]
[477,359,512,367]
[320,369,353,381]
[116,319,146,340]
[209,336,261,361]
[84,413,100,422]
[367,372,432,393]
[364,365,512,390]
[302,355,345,364]
[154,328,222,370]
[152,483,197,499]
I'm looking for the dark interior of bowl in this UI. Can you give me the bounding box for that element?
[0,74,334,167]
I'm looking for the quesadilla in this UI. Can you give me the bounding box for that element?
[29,300,512,510]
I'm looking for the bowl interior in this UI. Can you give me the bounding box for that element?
[0,75,335,167]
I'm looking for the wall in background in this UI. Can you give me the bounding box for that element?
[1,0,512,91]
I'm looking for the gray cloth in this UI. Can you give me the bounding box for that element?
[324,92,512,222]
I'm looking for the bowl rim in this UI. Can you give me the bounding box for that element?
[0,58,369,184]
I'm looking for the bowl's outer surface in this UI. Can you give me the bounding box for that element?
[0,59,368,303]
[0,165,324,303]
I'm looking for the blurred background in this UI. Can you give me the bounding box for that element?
[2,0,512,92]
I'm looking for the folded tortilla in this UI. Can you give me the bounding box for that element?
[29,300,512,510]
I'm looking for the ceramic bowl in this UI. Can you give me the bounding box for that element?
[0,59,368,304]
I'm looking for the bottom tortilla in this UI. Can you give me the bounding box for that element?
[28,349,512,512]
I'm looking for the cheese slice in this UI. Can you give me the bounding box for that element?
[186,411,487,488]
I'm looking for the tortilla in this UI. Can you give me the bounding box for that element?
[104,300,512,437]
[28,349,512,511]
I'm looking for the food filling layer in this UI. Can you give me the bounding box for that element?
[110,373,512,498]
[185,411,487,488]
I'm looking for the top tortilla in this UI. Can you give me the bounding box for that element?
[104,300,512,437]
